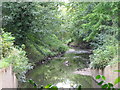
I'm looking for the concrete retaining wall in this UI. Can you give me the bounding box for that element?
[0,66,18,89]
[91,63,120,88]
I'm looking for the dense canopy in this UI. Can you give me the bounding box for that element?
[1,2,119,84]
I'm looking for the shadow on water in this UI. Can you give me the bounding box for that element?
[20,47,95,88]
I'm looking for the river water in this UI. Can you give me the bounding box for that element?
[21,47,96,88]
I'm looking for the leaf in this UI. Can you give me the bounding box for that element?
[96,75,101,79]
[28,79,34,84]
[102,84,108,88]
[28,79,37,88]
[101,75,106,80]
[50,86,58,90]
[44,84,52,88]
[98,81,104,85]
[114,70,120,72]
[77,85,81,90]
[108,83,114,87]
[114,77,120,85]
[51,86,58,88]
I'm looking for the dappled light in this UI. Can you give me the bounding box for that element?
[56,79,77,88]
[0,1,119,89]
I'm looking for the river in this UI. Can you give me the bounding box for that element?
[20,47,98,88]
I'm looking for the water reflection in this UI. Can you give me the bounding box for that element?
[56,79,77,88]
[20,48,94,88]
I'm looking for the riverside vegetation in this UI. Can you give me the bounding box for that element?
[0,2,120,88]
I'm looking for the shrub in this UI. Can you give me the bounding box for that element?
[90,34,118,69]
[0,30,32,81]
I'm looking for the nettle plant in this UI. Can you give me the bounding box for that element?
[96,70,120,89]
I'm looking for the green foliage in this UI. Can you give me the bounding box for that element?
[0,61,9,68]
[98,81,104,85]
[96,73,120,89]
[95,75,106,80]
[101,76,106,80]
[28,79,58,89]
[114,77,120,85]
[28,79,82,89]
[28,79,38,88]
[43,34,68,53]
[114,70,120,72]
[2,2,62,44]
[96,75,114,89]
[113,70,120,85]
[2,2,61,44]
[1,30,15,57]
[25,34,68,63]
[77,85,82,90]
[84,2,119,68]
[0,30,32,81]
[63,2,119,68]
[90,34,118,68]
[95,75,101,79]
[2,2,69,63]
[2,2,120,84]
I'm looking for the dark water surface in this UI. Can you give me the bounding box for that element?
[20,48,95,88]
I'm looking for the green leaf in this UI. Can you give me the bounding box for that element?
[28,79,34,84]
[98,81,104,85]
[96,75,101,79]
[51,86,58,88]
[77,85,81,90]
[28,79,37,88]
[108,83,114,87]
[102,84,108,88]
[114,70,120,72]
[44,84,52,88]
[101,75,106,80]
[50,86,58,90]
[114,77,120,85]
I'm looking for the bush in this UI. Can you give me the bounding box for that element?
[43,34,69,53]
[25,34,69,63]
[0,30,32,81]
[90,33,118,69]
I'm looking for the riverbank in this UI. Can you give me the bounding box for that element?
[27,42,92,74]
[26,51,66,75]
[34,52,65,67]
[73,68,91,76]
[73,62,120,88]
[20,46,94,88]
